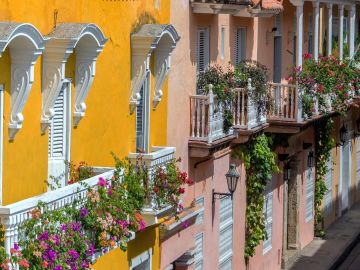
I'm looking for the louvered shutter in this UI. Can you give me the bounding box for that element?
[306,168,314,222]
[195,197,205,225]
[219,196,233,269]
[49,87,66,158]
[356,139,360,190]
[263,178,273,254]
[235,28,246,65]
[194,233,203,270]
[324,152,333,215]
[136,84,145,152]
[197,28,209,73]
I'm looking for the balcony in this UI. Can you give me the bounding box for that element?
[267,83,330,133]
[189,83,268,157]
[128,146,176,225]
[190,0,249,15]
[0,167,131,261]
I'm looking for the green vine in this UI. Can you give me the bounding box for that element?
[234,134,280,261]
[314,117,335,237]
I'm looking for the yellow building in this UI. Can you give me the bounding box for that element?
[0,1,181,269]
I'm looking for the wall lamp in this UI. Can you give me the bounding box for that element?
[212,164,240,204]
[283,162,291,182]
[355,118,360,137]
[339,124,348,145]
[307,151,315,168]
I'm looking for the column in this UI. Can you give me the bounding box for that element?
[349,4,356,59]
[313,1,320,60]
[291,0,304,66]
[339,5,344,61]
[327,3,333,56]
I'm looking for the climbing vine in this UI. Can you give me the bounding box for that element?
[314,117,335,237]
[234,134,280,261]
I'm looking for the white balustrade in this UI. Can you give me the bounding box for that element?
[190,85,233,143]
[0,168,115,256]
[268,83,299,121]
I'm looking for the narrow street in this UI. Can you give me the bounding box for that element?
[337,240,360,270]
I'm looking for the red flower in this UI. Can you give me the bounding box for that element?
[178,187,185,194]
[225,87,230,94]
[303,53,312,60]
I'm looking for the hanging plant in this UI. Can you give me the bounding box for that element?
[314,117,335,237]
[233,134,280,262]
[234,60,270,117]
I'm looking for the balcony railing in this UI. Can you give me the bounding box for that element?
[190,88,233,143]
[128,146,176,225]
[268,83,301,122]
[0,167,116,260]
[233,84,266,130]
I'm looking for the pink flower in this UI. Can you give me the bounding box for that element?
[98,177,106,187]
[304,53,312,60]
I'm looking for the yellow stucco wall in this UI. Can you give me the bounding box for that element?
[0,0,170,269]
[0,0,170,203]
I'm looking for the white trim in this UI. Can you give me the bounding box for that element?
[220,26,225,60]
[305,167,314,222]
[0,85,3,205]
[129,248,152,270]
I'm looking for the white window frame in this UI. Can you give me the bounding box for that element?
[47,79,72,187]
[195,196,205,225]
[218,196,233,268]
[129,248,152,270]
[235,27,246,65]
[135,71,150,153]
[305,167,314,222]
[0,85,3,204]
[194,232,204,270]
[263,178,273,254]
[197,27,210,74]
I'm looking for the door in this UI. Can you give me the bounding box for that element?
[341,139,351,212]
[48,81,71,188]
[136,73,150,153]
[273,14,282,83]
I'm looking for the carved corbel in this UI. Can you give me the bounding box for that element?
[130,49,150,114]
[41,39,76,133]
[74,48,100,127]
[9,49,42,140]
[153,48,171,109]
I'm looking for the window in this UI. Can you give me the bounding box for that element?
[221,27,225,60]
[235,28,246,65]
[136,74,150,153]
[197,28,210,73]
[324,152,333,216]
[305,167,314,222]
[357,139,360,190]
[194,233,203,270]
[263,178,273,254]
[195,196,205,225]
[219,196,233,269]
[130,249,152,270]
[48,81,71,187]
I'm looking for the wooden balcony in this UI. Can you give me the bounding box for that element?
[267,83,327,134]
[190,0,249,15]
[189,82,268,157]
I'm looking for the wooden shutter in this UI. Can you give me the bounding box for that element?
[197,28,209,73]
[194,233,203,270]
[324,152,333,216]
[136,84,145,152]
[195,196,205,225]
[235,28,246,65]
[306,168,314,222]
[48,87,66,158]
[263,178,273,254]
[219,196,233,268]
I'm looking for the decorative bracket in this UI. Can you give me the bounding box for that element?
[0,23,47,140]
[44,23,107,128]
[41,39,76,134]
[131,24,180,113]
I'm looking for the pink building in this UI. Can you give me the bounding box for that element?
[161,0,360,269]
